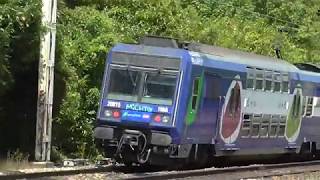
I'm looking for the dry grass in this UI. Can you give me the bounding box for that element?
[272,172,320,180]
[0,149,31,171]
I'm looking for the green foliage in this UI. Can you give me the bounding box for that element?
[1,0,319,159]
[0,0,41,101]
[0,0,41,159]
[54,6,120,158]
[0,0,41,95]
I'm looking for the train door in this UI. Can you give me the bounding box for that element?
[204,73,223,141]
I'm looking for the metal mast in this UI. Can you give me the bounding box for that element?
[35,0,57,161]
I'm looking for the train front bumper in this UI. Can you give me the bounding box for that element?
[93,126,172,146]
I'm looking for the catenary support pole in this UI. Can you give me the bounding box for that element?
[35,0,57,161]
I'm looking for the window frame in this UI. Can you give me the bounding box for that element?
[278,115,286,137]
[269,115,280,138]
[273,72,281,92]
[241,114,252,138]
[251,114,262,138]
[281,73,290,93]
[264,70,273,91]
[305,96,314,117]
[260,114,270,138]
[246,67,255,89]
[255,68,264,90]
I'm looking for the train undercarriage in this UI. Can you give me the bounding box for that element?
[95,126,320,168]
[94,126,215,168]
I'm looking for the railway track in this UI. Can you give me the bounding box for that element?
[1,160,320,179]
[127,160,320,180]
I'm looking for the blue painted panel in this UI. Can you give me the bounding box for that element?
[202,57,247,73]
[121,110,153,123]
[299,73,320,83]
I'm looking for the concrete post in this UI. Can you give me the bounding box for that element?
[35,0,57,161]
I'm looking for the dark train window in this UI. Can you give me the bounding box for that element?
[260,124,269,137]
[246,68,255,89]
[191,78,200,110]
[273,72,281,92]
[260,114,270,137]
[278,116,286,137]
[255,69,264,90]
[256,79,263,90]
[280,116,286,124]
[191,97,197,110]
[282,73,289,93]
[241,114,251,137]
[265,71,273,91]
[251,124,260,137]
[269,115,280,137]
[247,79,254,89]
[251,114,261,137]
[278,125,285,137]
[193,79,199,94]
[269,125,278,137]
[274,82,281,92]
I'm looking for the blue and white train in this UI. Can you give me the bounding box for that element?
[94,36,320,167]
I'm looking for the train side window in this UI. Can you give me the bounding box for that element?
[265,71,273,91]
[305,97,314,117]
[255,69,264,90]
[278,116,286,137]
[282,73,289,93]
[191,78,200,110]
[241,114,251,137]
[269,115,279,138]
[260,114,270,137]
[273,72,281,92]
[246,67,255,89]
[251,114,261,137]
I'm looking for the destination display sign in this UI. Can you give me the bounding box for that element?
[102,99,172,114]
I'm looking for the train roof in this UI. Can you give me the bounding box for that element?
[140,36,320,75]
[188,43,320,82]
[115,36,320,81]
[187,43,298,72]
[140,36,299,72]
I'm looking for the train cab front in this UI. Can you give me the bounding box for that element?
[94,43,189,165]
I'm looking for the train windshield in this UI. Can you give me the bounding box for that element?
[107,69,141,101]
[107,67,178,105]
[142,73,176,105]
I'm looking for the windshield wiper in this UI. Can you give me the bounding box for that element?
[128,70,137,87]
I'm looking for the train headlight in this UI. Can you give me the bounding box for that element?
[162,115,170,123]
[104,109,112,117]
